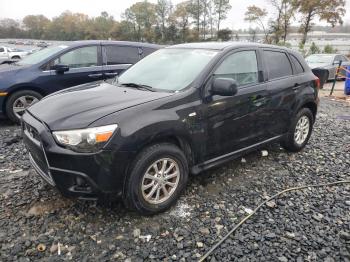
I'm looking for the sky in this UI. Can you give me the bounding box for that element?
[0,0,350,30]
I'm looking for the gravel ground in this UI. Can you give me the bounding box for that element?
[0,97,349,261]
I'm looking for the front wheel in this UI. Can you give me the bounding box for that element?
[123,143,188,215]
[5,90,42,124]
[281,108,314,152]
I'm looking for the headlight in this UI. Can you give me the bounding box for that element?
[53,124,118,152]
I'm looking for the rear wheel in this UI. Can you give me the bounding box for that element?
[123,143,188,215]
[5,90,42,123]
[281,108,314,152]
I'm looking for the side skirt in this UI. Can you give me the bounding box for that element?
[191,135,284,175]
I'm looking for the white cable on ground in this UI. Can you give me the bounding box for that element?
[199,180,350,262]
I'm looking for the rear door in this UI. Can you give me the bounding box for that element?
[263,49,299,136]
[203,48,270,160]
[43,45,104,93]
[102,45,141,79]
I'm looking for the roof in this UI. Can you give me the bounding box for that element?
[167,41,291,51]
[66,40,163,49]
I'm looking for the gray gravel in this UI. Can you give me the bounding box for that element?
[0,97,349,261]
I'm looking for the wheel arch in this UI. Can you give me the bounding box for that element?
[299,101,317,122]
[3,86,47,113]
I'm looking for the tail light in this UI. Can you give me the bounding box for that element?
[314,77,321,89]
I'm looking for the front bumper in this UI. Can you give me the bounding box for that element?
[22,111,133,200]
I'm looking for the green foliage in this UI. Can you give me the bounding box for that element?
[309,42,320,54]
[323,44,337,54]
[217,29,232,41]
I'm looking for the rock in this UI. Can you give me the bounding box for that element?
[285,232,295,239]
[199,228,210,235]
[339,231,350,240]
[243,207,254,215]
[312,213,324,222]
[266,200,276,208]
[50,244,58,253]
[265,233,276,240]
[133,228,141,238]
[261,150,269,157]
[197,242,204,248]
[278,256,288,262]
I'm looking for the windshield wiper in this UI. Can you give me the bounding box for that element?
[119,82,155,92]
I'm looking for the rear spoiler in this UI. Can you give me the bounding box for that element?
[311,68,328,89]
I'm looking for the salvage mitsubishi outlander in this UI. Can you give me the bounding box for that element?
[22,42,319,215]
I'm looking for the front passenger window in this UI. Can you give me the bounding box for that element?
[214,51,258,87]
[54,46,98,68]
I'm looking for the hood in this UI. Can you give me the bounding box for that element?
[27,82,174,130]
[0,63,27,75]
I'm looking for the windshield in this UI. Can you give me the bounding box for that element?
[17,45,69,65]
[117,48,219,91]
[306,55,334,64]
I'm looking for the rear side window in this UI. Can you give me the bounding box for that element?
[264,51,293,80]
[214,50,259,87]
[290,54,304,74]
[0,47,4,52]
[105,46,139,65]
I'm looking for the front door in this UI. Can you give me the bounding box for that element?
[45,45,104,93]
[202,49,270,160]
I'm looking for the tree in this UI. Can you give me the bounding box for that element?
[172,1,191,42]
[23,15,50,39]
[0,19,23,38]
[123,1,157,42]
[268,0,295,44]
[293,0,346,45]
[217,29,232,41]
[214,0,231,35]
[323,44,336,53]
[245,5,270,43]
[156,0,172,42]
[309,42,320,54]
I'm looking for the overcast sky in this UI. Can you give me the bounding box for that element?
[1,0,350,30]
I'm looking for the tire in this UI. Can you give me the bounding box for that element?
[123,143,189,215]
[11,56,20,60]
[281,108,314,152]
[5,90,42,124]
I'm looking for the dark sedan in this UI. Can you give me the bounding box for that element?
[0,40,161,123]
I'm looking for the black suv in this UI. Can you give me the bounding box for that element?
[0,41,161,123]
[22,42,319,215]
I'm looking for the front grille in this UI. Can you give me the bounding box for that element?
[22,119,55,186]
[29,153,55,186]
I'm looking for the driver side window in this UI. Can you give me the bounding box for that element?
[214,50,258,87]
[54,46,98,69]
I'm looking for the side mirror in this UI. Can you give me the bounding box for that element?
[210,78,238,96]
[51,64,69,74]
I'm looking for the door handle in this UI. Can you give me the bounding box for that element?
[104,72,118,77]
[88,73,103,78]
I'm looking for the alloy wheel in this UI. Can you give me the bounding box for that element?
[12,95,39,118]
[141,158,180,205]
[294,115,310,145]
